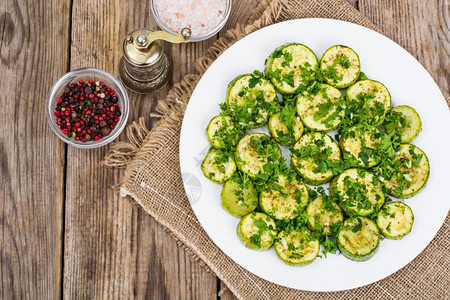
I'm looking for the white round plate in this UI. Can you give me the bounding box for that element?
[179,18,450,291]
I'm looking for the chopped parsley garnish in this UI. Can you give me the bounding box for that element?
[282,70,296,87]
[386,222,392,233]
[222,71,280,128]
[413,153,423,167]
[281,51,293,67]
[206,43,427,264]
[321,194,340,214]
[321,236,338,257]
[351,217,363,233]
[268,61,318,93]
[290,135,341,175]
[322,64,342,83]
[383,109,409,142]
[209,116,244,148]
[337,170,381,215]
[271,49,283,58]
[249,234,262,247]
[275,102,299,145]
[336,54,351,69]
[321,53,351,83]
[296,210,309,227]
[249,70,262,88]
[358,72,368,80]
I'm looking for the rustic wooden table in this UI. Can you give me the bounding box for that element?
[1,0,448,298]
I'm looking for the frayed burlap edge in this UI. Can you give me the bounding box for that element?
[104,0,450,298]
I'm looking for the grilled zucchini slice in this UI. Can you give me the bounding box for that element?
[265,43,318,94]
[306,195,343,235]
[201,149,236,183]
[274,227,320,266]
[388,106,422,143]
[296,83,344,131]
[320,45,361,88]
[330,168,384,217]
[221,174,258,217]
[235,133,282,179]
[291,132,341,185]
[259,174,309,220]
[268,111,304,146]
[237,212,277,250]
[226,73,277,128]
[376,201,414,239]
[346,79,391,125]
[384,144,429,198]
[337,217,380,261]
[340,124,382,168]
[206,115,242,148]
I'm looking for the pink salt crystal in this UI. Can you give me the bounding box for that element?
[154,0,228,36]
[175,12,185,19]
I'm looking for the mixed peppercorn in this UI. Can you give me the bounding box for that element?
[54,79,121,142]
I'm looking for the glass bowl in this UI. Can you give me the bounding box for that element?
[46,68,129,149]
[151,0,232,42]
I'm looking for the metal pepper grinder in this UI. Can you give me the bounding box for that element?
[119,27,191,94]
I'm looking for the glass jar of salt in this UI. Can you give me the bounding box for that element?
[152,0,232,41]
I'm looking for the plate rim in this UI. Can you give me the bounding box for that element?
[179,17,450,292]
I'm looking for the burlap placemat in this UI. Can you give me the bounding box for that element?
[105,0,450,298]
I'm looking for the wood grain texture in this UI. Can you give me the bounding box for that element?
[346,0,359,9]
[360,0,450,92]
[62,0,254,298]
[63,0,260,298]
[0,0,70,298]
[63,1,218,299]
[221,0,262,31]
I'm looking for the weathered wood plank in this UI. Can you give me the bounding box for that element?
[63,0,218,298]
[219,281,236,300]
[360,0,449,92]
[0,0,70,298]
[64,0,262,298]
[346,0,359,9]
[221,0,262,30]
